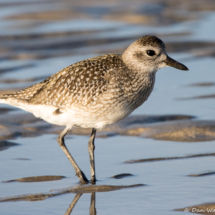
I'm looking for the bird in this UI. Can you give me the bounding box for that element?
[0,35,188,184]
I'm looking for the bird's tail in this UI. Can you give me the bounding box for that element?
[0,96,7,99]
[0,97,10,104]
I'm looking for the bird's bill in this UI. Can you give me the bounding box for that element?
[164,56,188,71]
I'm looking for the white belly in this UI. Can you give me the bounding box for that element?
[0,98,131,129]
[32,105,131,129]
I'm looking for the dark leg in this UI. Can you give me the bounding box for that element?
[89,192,96,215]
[64,193,83,215]
[57,127,89,183]
[88,128,97,183]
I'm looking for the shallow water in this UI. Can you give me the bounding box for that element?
[0,1,215,214]
[1,135,215,214]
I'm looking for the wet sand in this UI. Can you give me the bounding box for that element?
[0,184,143,202]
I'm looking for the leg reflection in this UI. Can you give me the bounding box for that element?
[89,192,96,215]
[65,192,96,215]
[64,193,83,215]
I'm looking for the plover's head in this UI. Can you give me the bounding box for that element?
[122,35,188,73]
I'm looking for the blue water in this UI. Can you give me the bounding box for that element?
[0,2,215,215]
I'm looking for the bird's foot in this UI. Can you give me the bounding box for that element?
[76,170,89,184]
[91,175,96,184]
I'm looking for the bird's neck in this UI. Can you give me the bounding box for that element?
[130,70,155,93]
[126,71,155,110]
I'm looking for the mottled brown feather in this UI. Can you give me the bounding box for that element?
[3,54,129,108]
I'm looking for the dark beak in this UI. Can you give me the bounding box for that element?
[165,56,189,71]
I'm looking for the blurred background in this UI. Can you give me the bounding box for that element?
[0,0,215,215]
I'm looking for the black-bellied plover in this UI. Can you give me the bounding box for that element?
[0,35,188,183]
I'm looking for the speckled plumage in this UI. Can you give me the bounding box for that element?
[0,35,188,183]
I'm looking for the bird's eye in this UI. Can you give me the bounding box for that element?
[146,50,156,56]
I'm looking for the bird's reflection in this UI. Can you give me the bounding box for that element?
[64,192,96,215]
[89,193,96,215]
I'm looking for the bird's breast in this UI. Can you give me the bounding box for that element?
[122,72,155,111]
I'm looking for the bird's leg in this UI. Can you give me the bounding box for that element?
[57,127,89,183]
[88,128,97,184]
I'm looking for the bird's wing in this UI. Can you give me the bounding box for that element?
[4,54,122,108]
